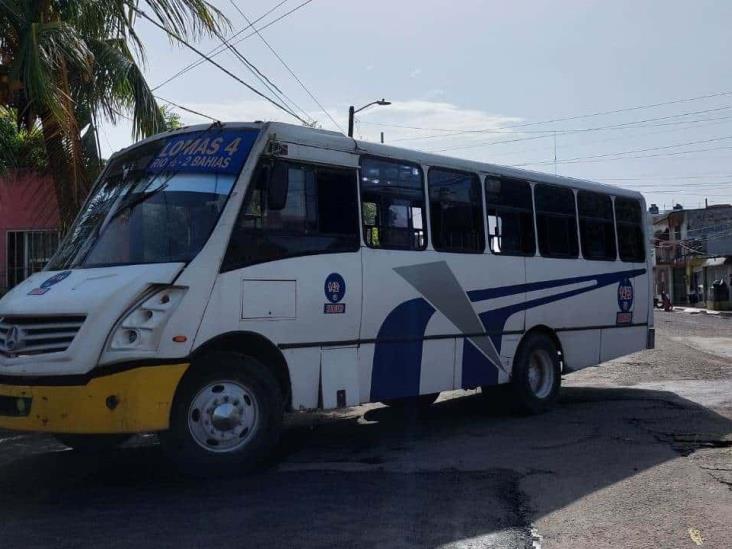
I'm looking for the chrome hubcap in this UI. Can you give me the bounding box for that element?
[527,349,555,399]
[188,381,259,453]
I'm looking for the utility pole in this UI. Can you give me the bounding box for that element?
[380,132,384,144]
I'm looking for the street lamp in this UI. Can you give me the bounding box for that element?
[348,98,391,137]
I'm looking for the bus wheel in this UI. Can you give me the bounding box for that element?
[54,434,130,453]
[510,333,561,414]
[382,392,439,410]
[160,351,284,474]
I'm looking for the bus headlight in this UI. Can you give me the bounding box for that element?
[107,287,187,352]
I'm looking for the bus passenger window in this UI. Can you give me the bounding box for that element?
[428,168,485,253]
[222,160,359,270]
[360,157,426,250]
[615,197,646,262]
[578,191,617,261]
[534,184,579,259]
[484,176,535,256]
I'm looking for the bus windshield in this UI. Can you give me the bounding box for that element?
[49,128,259,270]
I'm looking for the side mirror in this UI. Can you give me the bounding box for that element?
[267,163,289,211]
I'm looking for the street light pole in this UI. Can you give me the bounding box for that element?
[347,98,391,138]
[348,105,355,138]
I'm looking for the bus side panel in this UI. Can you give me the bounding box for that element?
[557,330,601,372]
[600,267,650,362]
[195,253,362,412]
[282,347,320,410]
[360,249,456,403]
[524,258,606,371]
[467,255,527,387]
[600,326,647,362]
[524,257,649,371]
[360,250,525,402]
[419,314,457,395]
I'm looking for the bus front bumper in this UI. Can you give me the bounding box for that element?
[0,363,189,434]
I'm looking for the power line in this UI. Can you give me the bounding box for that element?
[600,174,732,180]
[422,105,732,152]
[226,0,343,132]
[543,144,732,165]
[362,87,732,136]
[466,113,732,161]
[133,7,309,125]
[153,0,314,92]
[205,14,316,124]
[512,134,732,167]
[154,95,220,122]
[152,0,290,91]
[400,105,732,144]
[621,181,732,188]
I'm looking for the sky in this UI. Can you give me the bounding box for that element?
[100,0,732,210]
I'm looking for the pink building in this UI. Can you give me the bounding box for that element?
[0,170,60,293]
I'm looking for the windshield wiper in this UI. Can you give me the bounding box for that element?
[105,181,169,226]
[69,181,170,268]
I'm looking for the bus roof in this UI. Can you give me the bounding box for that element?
[115,120,645,202]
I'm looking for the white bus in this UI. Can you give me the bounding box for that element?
[0,122,653,470]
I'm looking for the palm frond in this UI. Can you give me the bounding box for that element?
[139,0,230,40]
[86,37,164,139]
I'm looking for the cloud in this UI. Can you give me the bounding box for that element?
[182,99,295,126]
[156,98,526,163]
[422,89,446,101]
[353,100,523,154]
[409,68,422,78]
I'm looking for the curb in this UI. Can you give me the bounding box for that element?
[667,307,732,318]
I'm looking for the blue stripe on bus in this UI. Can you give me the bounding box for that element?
[461,339,499,389]
[370,298,436,401]
[371,268,646,399]
[466,268,646,302]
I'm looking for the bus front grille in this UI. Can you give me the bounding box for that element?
[0,315,86,358]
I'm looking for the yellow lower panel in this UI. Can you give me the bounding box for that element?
[0,363,189,434]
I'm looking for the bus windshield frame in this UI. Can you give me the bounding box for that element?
[48,127,260,271]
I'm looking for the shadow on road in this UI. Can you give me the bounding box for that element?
[0,386,729,548]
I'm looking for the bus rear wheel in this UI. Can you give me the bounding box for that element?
[160,351,284,475]
[508,332,561,414]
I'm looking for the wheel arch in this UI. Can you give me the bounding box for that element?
[190,331,292,410]
[515,325,565,373]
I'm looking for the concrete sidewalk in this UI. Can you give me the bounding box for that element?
[668,305,732,318]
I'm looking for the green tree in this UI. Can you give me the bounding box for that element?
[0,107,48,172]
[0,0,228,229]
[160,104,183,131]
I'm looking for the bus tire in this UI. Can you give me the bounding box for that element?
[54,434,130,453]
[509,332,561,414]
[160,351,284,475]
[382,392,439,410]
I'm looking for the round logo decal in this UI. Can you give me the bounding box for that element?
[40,271,72,289]
[324,273,346,303]
[617,277,634,312]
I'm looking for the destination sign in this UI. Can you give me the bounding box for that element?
[147,129,260,175]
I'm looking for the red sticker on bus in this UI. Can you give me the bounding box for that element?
[324,303,346,314]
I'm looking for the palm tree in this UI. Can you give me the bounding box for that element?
[0,0,228,228]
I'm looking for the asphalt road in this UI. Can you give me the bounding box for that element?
[0,311,730,549]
